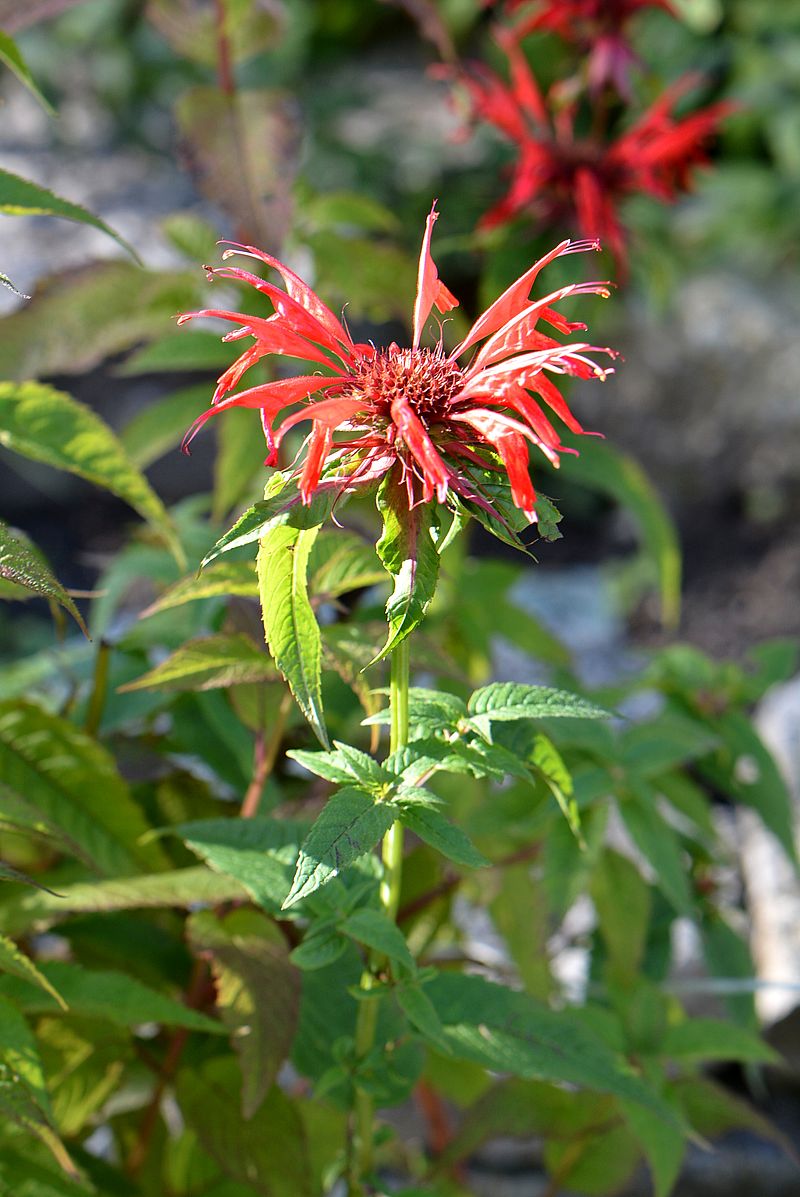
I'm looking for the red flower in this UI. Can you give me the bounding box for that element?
[457,36,732,269]
[179,205,613,527]
[488,0,674,95]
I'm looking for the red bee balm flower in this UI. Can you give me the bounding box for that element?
[180,205,614,527]
[457,34,732,269]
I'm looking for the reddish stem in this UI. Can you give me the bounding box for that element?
[213,0,235,97]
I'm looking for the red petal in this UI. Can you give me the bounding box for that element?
[390,394,451,502]
[181,375,337,452]
[299,425,334,503]
[275,396,367,444]
[412,203,459,350]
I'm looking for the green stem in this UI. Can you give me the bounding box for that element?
[349,638,410,1194]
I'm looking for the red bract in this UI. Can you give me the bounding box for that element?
[179,205,614,525]
[458,36,731,269]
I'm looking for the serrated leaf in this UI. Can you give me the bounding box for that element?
[425,972,674,1122]
[0,1082,79,1180]
[308,529,386,598]
[0,167,137,259]
[364,688,468,737]
[374,469,440,658]
[119,633,276,693]
[179,817,308,915]
[560,435,681,628]
[0,961,224,1033]
[1,867,249,938]
[0,700,166,876]
[467,682,610,737]
[258,524,327,746]
[142,560,258,617]
[340,908,415,972]
[396,804,490,869]
[202,476,337,567]
[287,747,356,784]
[177,1056,312,1197]
[187,909,301,1118]
[0,933,66,1009]
[176,86,298,251]
[282,787,396,909]
[0,381,183,565]
[0,521,87,634]
[660,1018,777,1064]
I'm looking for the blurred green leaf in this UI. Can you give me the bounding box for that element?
[117,329,235,376]
[0,381,183,565]
[0,700,167,876]
[308,530,386,599]
[0,167,137,259]
[561,436,681,629]
[618,786,693,916]
[0,934,66,1009]
[0,521,87,634]
[148,0,286,66]
[187,909,301,1118]
[119,633,276,693]
[142,560,257,615]
[661,1017,778,1064]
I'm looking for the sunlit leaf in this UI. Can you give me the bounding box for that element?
[119,633,276,692]
[0,933,66,1009]
[0,521,87,634]
[375,469,440,658]
[0,30,54,113]
[0,167,137,260]
[0,381,183,565]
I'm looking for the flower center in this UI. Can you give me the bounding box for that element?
[353,346,464,424]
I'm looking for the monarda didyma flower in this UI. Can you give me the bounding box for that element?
[180,204,613,535]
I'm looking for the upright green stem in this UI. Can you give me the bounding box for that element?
[350,638,410,1194]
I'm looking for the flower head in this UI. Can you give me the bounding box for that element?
[455,34,732,270]
[180,204,613,530]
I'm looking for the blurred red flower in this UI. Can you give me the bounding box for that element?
[457,33,732,269]
[495,0,675,95]
[180,205,613,526]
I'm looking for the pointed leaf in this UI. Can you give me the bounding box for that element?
[119,633,276,693]
[0,961,225,1032]
[282,787,396,909]
[374,469,440,658]
[0,521,87,634]
[467,682,610,736]
[660,1018,778,1064]
[0,167,137,259]
[0,994,53,1119]
[340,908,415,972]
[142,561,257,616]
[425,972,674,1122]
[179,817,309,915]
[308,530,386,599]
[0,933,66,1009]
[258,524,327,745]
[0,700,167,876]
[618,788,693,916]
[623,1099,686,1197]
[187,909,301,1118]
[0,381,182,565]
[396,804,490,869]
[202,476,337,567]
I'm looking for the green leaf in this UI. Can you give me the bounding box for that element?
[282,787,396,909]
[396,983,451,1052]
[0,700,167,876]
[258,524,327,746]
[0,961,224,1033]
[621,714,720,777]
[0,995,53,1120]
[179,817,308,915]
[700,913,758,1030]
[177,1056,313,1197]
[396,804,490,869]
[290,921,348,970]
[213,407,267,522]
[618,787,693,916]
[374,469,440,658]
[340,908,415,972]
[0,1082,79,1180]
[0,167,137,259]
[142,561,257,617]
[287,747,355,785]
[117,329,236,376]
[622,1099,686,1197]
[0,521,87,634]
[0,31,54,113]
[660,1018,777,1064]
[187,909,301,1118]
[467,682,610,737]
[561,436,681,628]
[0,933,66,1009]
[0,381,183,566]
[530,731,580,838]
[308,529,386,598]
[202,476,337,567]
[591,849,651,981]
[424,972,675,1122]
[119,382,213,470]
[119,633,276,693]
[1,867,249,938]
[364,688,468,737]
